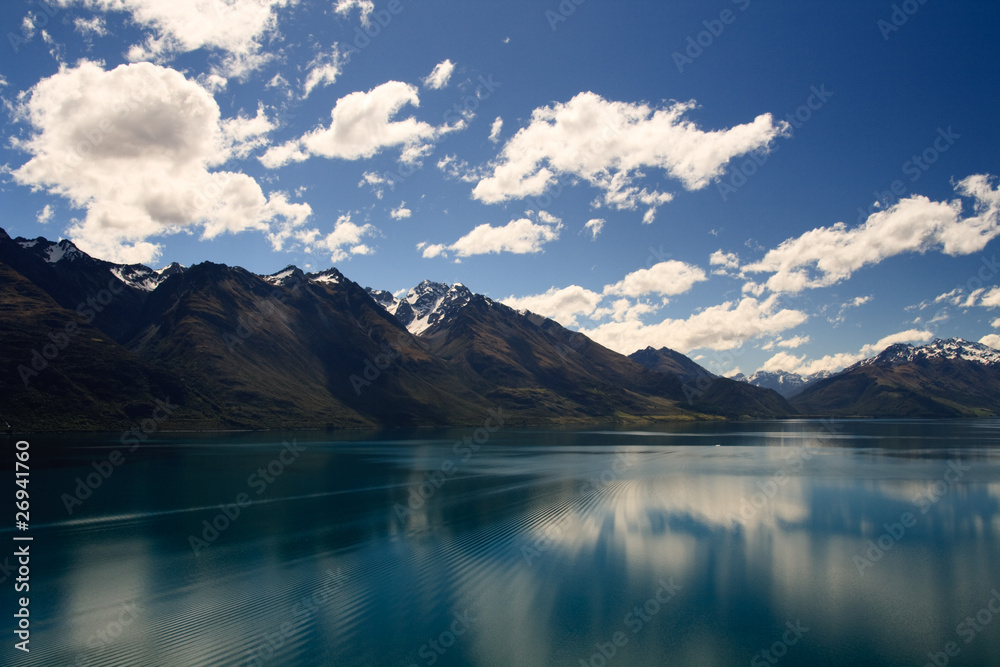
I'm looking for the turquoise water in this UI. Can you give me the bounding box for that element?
[4,420,1000,666]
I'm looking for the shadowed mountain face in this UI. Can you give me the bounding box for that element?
[791,339,1000,417]
[628,346,712,384]
[371,287,796,422]
[0,227,841,431]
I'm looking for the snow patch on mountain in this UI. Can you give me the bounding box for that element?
[736,369,832,398]
[852,338,1000,369]
[367,280,474,334]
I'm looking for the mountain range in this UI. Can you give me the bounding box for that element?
[730,369,833,398]
[2,227,999,430]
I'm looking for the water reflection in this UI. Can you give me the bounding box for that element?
[4,420,1000,666]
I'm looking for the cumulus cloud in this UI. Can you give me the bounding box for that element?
[777,335,810,349]
[422,59,455,90]
[261,81,461,168]
[73,16,107,37]
[471,92,788,222]
[981,334,1000,349]
[578,296,807,354]
[742,175,1000,293]
[488,116,503,143]
[268,212,376,263]
[583,218,604,240]
[302,45,348,99]
[11,60,308,265]
[61,0,293,78]
[603,260,707,298]
[419,213,562,259]
[503,285,604,328]
[333,0,374,26]
[709,249,740,275]
[390,201,411,220]
[36,205,55,224]
[761,329,934,375]
[980,287,1000,308]
[437,154,481,183]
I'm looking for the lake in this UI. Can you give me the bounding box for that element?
[4,419,1000,666]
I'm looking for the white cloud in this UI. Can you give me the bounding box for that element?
[61,0,293,79]
[73,16,107,37]
[761,329,934,375]
[578,296,807,354]
[850,295,872,307]
[980,287,1000,308]
[488,116,503,143]
[220,104,277,158]
[422,59,455,90]
[992,317,1000,329]
[603,260,707,298]
[36,204,54,224]
[472,92,788,222]
[982,334,1000,350]
[419,213,562,259]
[12,60,308,265]
[502,285,603,328]
[437,154,481,183]
[777,335,810,349]
[301,45,348,99]
[390,201,411,220]
[333,0,374,26]
[709,249,739,275]
[583,218,604,240]
[261,81,461,168]
[268,212,376,264]
[743,175,1000,293]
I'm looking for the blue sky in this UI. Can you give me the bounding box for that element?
[1,0,999,376]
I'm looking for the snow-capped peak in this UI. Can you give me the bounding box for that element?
[853,338,1000,369]
[262,265,304,286]
[111,265,161,292]
[307,268,344,285]
[367,280,474,335]
[16,237,84,264]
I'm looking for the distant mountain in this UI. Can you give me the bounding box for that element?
[792,338,1000,417]
[739,369,832,398]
